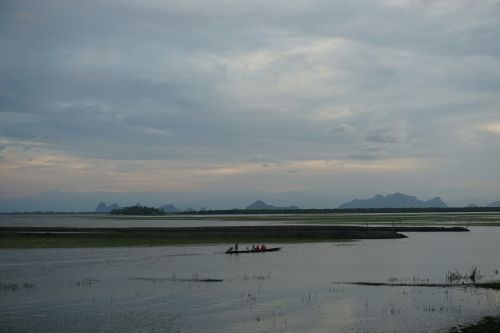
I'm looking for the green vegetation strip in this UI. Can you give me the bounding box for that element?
[94,212,500,226]
[0,233,347,248]
[133,276,223,283]
[0,225,470,248]
[338,281,500,290]
[0,225,417,248]
[7,232,349,248]
[449,316,500,333]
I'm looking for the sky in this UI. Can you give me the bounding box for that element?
[1,0,500,211]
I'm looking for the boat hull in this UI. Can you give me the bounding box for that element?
[225,247,281,254]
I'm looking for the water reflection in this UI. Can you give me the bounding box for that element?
[1,228,500,332]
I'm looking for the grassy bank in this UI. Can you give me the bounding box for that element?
[0,225,405,248]
[94,212,500,226]
[0,233,224,248]
[450,316,500,333]
[339,281,500,290]
[0,225,469,248]
[0,233,351,248]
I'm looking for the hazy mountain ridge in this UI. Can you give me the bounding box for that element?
[487,200,500,207]
[94,202,120,213]
[1,190,500,213]
[246,200,299,210]
[159,204,179,213]
[339,193,448,209]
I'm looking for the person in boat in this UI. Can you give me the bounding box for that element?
[255,245,260,251]
[228,246,233,252]
[234,242,238,251]
[261,244,266,250]
[251,244,256,251]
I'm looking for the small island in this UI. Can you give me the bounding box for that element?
[110,204,165,216]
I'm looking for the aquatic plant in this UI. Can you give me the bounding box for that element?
[242,272,271,280]
[0,281,35,291]
[446,266,481,284]
[133,275,223,283]
[75,278,100,287]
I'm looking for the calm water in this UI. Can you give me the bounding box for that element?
[1,212,500,229]
[1,223,500,332]
[0,214,275,228]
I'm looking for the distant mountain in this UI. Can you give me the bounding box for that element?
[159,204,179,213]
[487,200,500,207]
[94,202,120,213]
[339,193,448,209]
[245,200,299,210]
[425,197,447,207]
[466,204,479,208]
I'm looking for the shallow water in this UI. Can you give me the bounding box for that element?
[1,212,500,229]
[0,214,278,228]
[1,224,500,332]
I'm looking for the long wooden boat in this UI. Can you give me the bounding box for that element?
[225,247,281,254]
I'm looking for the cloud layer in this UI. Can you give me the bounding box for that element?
[1,0,500,209]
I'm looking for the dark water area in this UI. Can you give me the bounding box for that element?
[1,220,500,332]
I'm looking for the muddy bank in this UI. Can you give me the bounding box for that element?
[337,281,500,290]
[1,225,468,243]
[449,316,500,333]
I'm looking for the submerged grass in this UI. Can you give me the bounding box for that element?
[338,281,500,290]
[449,316,500,333]
[133,275,223,283]
[0,281,35,291]
[0,234,196,248]
[73,212,500,226]
[0,233,355,249]
[0,211,488,248]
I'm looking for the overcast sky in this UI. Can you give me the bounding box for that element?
[1,0,500,211]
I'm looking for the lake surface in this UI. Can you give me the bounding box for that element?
[1,212,500,228]
[0,214,275,228]
[1,221,500,332]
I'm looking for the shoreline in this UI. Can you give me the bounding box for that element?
[449,316,500,333]
[0,225,468,248]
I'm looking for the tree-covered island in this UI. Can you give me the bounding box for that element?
[110,204,165,216]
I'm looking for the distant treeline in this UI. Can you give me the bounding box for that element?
[179,207,500,215]
[110,205,165,216]
[0,211,100,215]
[2,206,500,215]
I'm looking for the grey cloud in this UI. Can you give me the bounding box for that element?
[249,156,267,163]
[333,124,358,135]
[1,0,500,207]
[364,120,408,144]
[349,151,385,161]
[330,119,412,160]
[366,132,404,143]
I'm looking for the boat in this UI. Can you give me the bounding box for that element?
[225,247,281,254]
